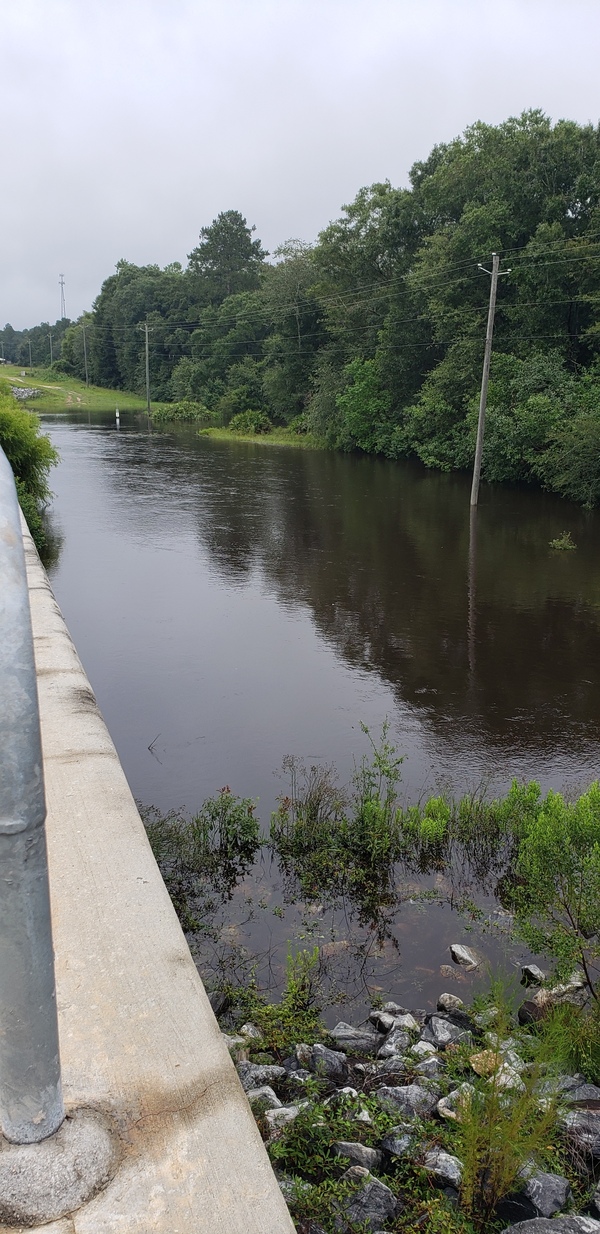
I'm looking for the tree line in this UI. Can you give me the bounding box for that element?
[11,110,600,503]
[0,318,72,368]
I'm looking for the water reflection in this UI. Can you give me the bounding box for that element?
[41,414,600,1014]
[44,416,600,771]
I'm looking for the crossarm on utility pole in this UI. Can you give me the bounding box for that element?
[0,448,64,1144]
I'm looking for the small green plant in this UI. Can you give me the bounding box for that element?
[142,787,261,896]
[454,1048,560,1226]
[226,947,325,1057]
[229,409,272,434]
[549,530,576,550]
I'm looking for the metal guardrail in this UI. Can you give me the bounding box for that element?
[0,447,64,1143]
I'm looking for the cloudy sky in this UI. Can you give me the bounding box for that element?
[2,0,599,328]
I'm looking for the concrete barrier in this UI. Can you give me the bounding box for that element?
[6,520,295,1233]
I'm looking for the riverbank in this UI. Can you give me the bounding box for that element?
[219,967,600,1233]
[199,425,324,449]
[0,364,146,411]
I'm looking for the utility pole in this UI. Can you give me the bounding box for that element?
[49,332,53,365]
[59,274,66,320]
[28,338,32,369]
[144,321,151,414]
[82,323,89,386]
[470,252,510,507]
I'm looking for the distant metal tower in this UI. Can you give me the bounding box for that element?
[59,274,66,321]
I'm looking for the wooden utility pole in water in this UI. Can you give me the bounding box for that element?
[470,252,510,507]
[144,322,151,414]
[82,323,89,386]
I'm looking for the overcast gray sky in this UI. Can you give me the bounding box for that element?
[2,0,599,329]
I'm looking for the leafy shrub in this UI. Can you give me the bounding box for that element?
[228,409,272,434]
[151,399,216,425]
[506,783,600,998]
[226,947,324,1057]
[0,388,58,548]
[143,787,260,896]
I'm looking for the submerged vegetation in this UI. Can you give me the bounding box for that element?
[10,111,600,503]
[142,726,600,1006]
[140,730,600,1230]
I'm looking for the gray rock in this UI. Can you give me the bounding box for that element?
[376,1084,439,1119]
[310,1043,349,1082]
[237,1061,286,1092]
[591,1181,600,1218]
[239,1022,263,1040]
[567,1083,600,1104]
[324,1086,359,1107]
[295,1043,314,1068]
[393,1013,420,1033]
[411,1040,438,1059]
[521,964,547,986]
[277,1174,313,1203]
[378,1028,411,1059]
[423,1148,463,1188]
[437,993,464,1012]
[382,1001,409,1014]
[522,1170,571,1218]
[381,1125,415,1158]
[374,1056,408,1078]
[437,1083,476,1121]
[499,1171,571,1223]
[285,1068,312,1094]
[414,1055,444,1078]
[246,1085,282,1110]
[537,1073,586,1099]
[330,1021,385,1055]
[474,1005,501,1028]
[264,1105,301,1139]
[335,1173,398,1232]
[421,1015,472,1050]
[334,1141,383,1171]
[450,943,479,967]
[369,1011,397,1032]
[562,1109,600,1159]
[499,1220,600,1233]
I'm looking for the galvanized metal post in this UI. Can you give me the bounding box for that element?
[0,447,64,1143]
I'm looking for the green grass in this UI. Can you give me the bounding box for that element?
[0,364,147,412]
[200,425,324,449]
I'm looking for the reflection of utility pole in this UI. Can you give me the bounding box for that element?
[49,332,53,365]
[470,252,511,507]
[144,321,151,415]
[59,274,66,320]
[82,324,89,386]
[467,506,477,682]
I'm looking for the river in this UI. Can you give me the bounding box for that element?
[41,412,600,1017]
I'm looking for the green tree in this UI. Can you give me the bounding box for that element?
[187,210,268,303]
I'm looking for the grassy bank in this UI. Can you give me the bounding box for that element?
[0,364,147,412]
[200,425,324,449]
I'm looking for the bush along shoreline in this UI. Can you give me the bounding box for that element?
[217,961,600,1234]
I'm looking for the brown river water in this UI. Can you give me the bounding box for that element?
[42,412,600,1021]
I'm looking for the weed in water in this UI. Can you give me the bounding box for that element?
[549,530,576,550]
